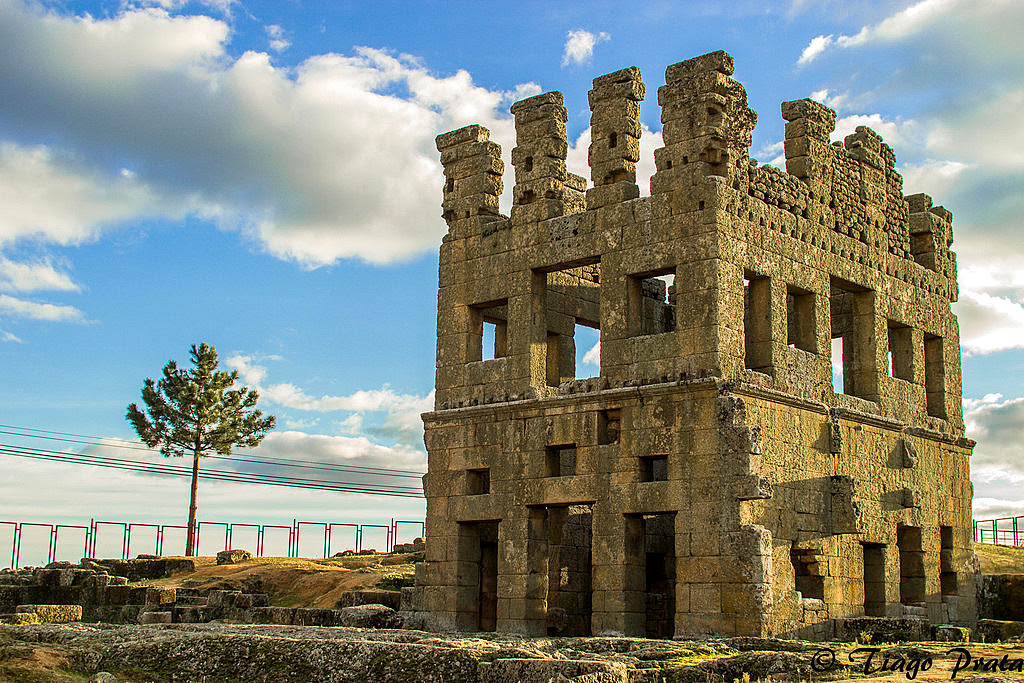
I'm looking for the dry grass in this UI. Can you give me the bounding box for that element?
[145,553,417,608]
[975,542,1024,574]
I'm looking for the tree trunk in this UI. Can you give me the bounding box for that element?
[185,449,200,556]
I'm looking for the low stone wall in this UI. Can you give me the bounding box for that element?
[978,574,1024,621]
[0,560,404,629]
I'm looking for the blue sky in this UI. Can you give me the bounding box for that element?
[1,0,1023,562]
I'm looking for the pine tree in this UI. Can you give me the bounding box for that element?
[126,343,275,556]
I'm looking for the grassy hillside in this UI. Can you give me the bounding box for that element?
[976,542,1024,574]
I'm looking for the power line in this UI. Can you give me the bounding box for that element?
[0,444,424,498]
[0,424,426,477]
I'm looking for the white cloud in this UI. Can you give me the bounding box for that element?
[965,394,1024,479]
[0,2,534,266]
[926,88,1024,172]
[899,159,970,197]
[838,0,955,47]
[795,0,1024,67]
[973,497,1024,520]
[0,294,84,322]
[561,29,610,67]
[954,290,1024,356]
[797,34,833,66]
[223,353,433,448]
[265,24,289,53]
[582,340,600,367]
[0,257,78,293]
[0,142,168,249]
[831,114,920,147]
[962,394,1024,519]
[0,329,22,343]
[0,435,425,564]
[126,0,236,17]
[809,88,849,110]
[754,140,786,169]
[337,414,363,434]
[254,430,425,472]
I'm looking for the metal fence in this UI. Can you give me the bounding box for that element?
[974,515,1024,547]
[0,517,425,569]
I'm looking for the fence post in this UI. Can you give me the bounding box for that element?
[13,523,21,569]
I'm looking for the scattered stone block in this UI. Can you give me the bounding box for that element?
[145,587,176,606]
[138,610,172,624]
[248,606,296,625]
[15,604,82,623]
[337,604,403,629]
[933,625,970,642]
[216,549,253,565]
[337,589,401,610]
[293,608,340,627]
[834,617,928,643]
[976,619,1024,643]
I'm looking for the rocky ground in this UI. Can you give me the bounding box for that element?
[2,622,1024,682]
[0,544,1021,681]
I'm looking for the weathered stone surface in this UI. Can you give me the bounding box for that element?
[978,574,1024,621]
[976,618,1024,643]
[834,617,929,643]
[138,611,171,624]
[337,589,402,610]
[933,624,971,642]
[337,604,403,629]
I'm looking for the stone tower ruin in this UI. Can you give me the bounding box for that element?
[402,51,976,639]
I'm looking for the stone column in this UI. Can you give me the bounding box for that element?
[510,92,585,224]
[586,67,644,210]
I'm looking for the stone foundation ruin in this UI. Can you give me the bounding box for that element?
[401,50,977,639]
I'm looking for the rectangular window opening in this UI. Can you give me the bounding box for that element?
[897,525,925,606]
[469,299,508,363]
[791,546,824,600]
[925,334,946,419]
[786,285,816,352]
[830,279,874,398]
[888,323,913,381]
[545,444,577,477]
[624,513,676,638]
[628,268,676,337]
[597,408,621,446]
[862,542,886,616]
[466,468,490,495]
[831,336,844,394]
[639,454,668,482]
[744,273,771,371]
[574,320,600,380]
[544,262,601,387]
[541,504,594,636]
[940,526,957,596]
[456,521,499,632]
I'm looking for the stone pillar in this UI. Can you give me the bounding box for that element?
[844,126,887,247]
[586,67,644,210]
[436,124,504,236]
[510,92,585,224]
[652,50,756,196]
[782,98,836,227]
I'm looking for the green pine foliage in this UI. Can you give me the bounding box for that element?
[126,342,275,555]
[126,342,275,458]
